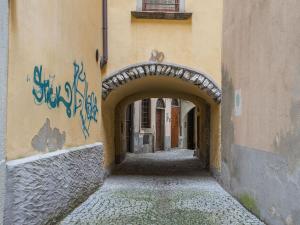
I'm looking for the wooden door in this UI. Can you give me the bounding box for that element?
[171,107,179,148]
[156,109,164,151]
[125,104,133,153]
[187,108,195,149]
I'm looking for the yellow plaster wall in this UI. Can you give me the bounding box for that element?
[104,0,223,84]
[7,0,102,160]
[7,0,223,167]
[101,0,223,168]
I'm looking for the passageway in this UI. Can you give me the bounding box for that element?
[101,62,222,174]
[60,150,264,225]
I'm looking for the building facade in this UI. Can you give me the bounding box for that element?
[126,98,196,154]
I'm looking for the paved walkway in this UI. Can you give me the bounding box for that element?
[60,150,264,225]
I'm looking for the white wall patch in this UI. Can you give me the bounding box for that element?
[234,89,242,116]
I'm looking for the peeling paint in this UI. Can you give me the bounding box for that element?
[31,118,66,153]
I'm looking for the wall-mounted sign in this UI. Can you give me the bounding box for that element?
[234,89,242,116]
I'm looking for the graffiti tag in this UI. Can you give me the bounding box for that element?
[31,61,98,138]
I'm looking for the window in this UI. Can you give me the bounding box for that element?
[141,99,151,128]
[171,99,180,107]
[156,98,165,109]
[133,0,191,20]
[142,0,180,12]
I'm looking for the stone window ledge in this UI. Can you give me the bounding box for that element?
[131,11,192,20]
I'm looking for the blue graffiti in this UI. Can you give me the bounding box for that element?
[31,61,98,139]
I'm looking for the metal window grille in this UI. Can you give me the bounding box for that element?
[141,99,151,128]
[142,0,180,12]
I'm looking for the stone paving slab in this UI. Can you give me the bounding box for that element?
[59,150,265,225]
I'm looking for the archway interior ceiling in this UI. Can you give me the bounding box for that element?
[102,63,222,104]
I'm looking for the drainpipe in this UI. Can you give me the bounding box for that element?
[100,0,108,69]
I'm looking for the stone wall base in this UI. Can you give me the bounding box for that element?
[0,160,5,225]
[4,143,105,225]
[220,145,300,225]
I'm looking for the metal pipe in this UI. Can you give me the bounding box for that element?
[100,0,108,68]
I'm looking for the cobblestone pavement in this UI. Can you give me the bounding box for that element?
[59,150,265,225]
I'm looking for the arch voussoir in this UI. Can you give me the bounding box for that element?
[102,62,222,103]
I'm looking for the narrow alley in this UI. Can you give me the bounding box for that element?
[1,1,300,224]
[60,150,264,225]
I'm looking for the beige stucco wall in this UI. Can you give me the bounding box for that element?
[7,0,102,160]
[221,1,300,224]
[223,0,300,153]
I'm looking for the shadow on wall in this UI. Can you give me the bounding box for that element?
[220,66,235,189]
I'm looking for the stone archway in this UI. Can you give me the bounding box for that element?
[101,62,222,176]
[102,62,222,103]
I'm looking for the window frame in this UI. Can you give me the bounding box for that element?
[142,0,180,12]
[136,0,185,13]
[141,99,151,129]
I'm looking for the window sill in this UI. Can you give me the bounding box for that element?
[131,11,192,20]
